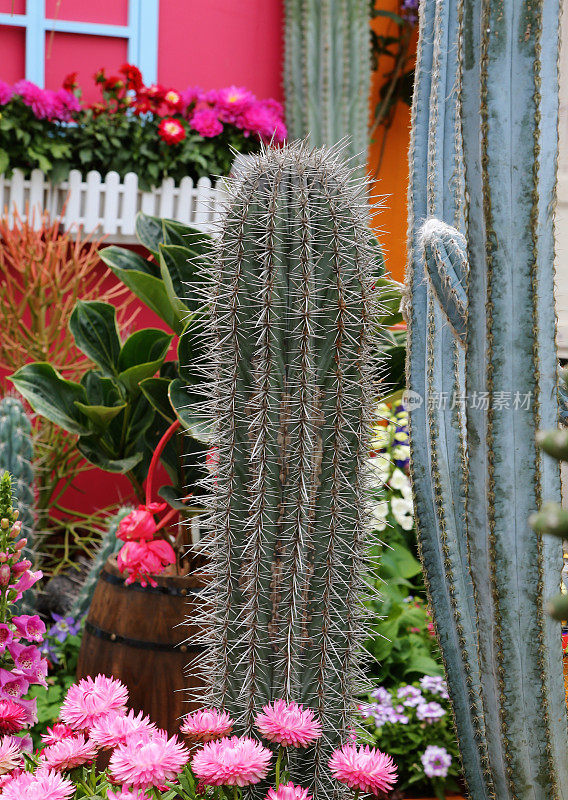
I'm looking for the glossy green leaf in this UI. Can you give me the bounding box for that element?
[158,246,191,326]
[76,435,143,473]
[157,484,191,510]
[81,371,122,407]
[69,301,121,377]
[177,318,205,384]
[74,401,127,428]
[10,363,90,435]
[139,377,176,422]
[168,378,214,442]
[117,329,173,394]
[100,245,159,278]
[135,212,165,258]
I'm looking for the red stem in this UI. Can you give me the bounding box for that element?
[145,419,181,507]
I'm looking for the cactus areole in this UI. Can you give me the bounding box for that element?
[407,1,568,799]
[194,141,384,798]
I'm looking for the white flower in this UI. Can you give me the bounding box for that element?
[391,496,414,530]
[371,500,389,531]
[367,453,392,486]
[389,468,409,492]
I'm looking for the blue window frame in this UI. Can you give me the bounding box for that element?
[0,0,159,87]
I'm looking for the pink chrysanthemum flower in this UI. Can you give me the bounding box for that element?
[14,80,55,119]
[180,708,234,743]
[192,736,272,787]
[255,700,322,748]
[109,730,190,789]
[39,733,97,771]
[0,735,22,774]
[107,788,153,800]
[41,722,75,746]
[266,782,312,800]
[60,674,128,730]
[2,767,74,800]
[0,698,27,734]
[90,709,156,749]
[0,81,13,106]
[329,744,398,795]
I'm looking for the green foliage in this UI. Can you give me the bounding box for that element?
[10,214,212,502]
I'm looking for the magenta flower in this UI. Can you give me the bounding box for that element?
[109,730,190,789]
[7,642,43,680]
[0,698,27,734]
[215,86,255,122]
[0,81,13,106]
[117,505,165,543]
[12,614,46,642]
[2,767,74,799]
[90,709,157,749]
[14,80,55,119]
[39,733,97,771]
[180,708,234,743]
[13,568,42,600]
[180,86,204,112]
[255,700,322,748]
[192,736,272,787]
[238,101,287,144]
[41,722,75,746]
[266,783,312,800]
[60,674,128,730]
[0,668,29,699]
[52,88,81,121]
[0,624,13,653]
[190,107,223,138]
[329,744,398,796]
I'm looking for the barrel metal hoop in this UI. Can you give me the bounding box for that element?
[84,621,204,654]
[101,569,201,598]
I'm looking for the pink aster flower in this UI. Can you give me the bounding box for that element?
[255,700,322,748]
[14,80,55,119]
[180,708,234,743]
[107,788,153,800]
[41,722,75,746]
[60,674,128,730]
[0,735,22,774]
[192,735,272,787]
[189,107,223,138]
[39,733,97,771]
[2,767,74,800]
[329,744,398,796]
[266,783,312,800]
[0,698,27,734]
[90,709,157,749]
[12,614,46,642]
[109,730,190,789]
[0,81,13,106]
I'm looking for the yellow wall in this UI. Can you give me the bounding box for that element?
[368,3,417,282]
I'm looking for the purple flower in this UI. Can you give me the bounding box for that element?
[370,686,392,705]
[401,0,420,25]
[416,701,446,723]
[421,745,452,778]
[49,613,80,644]
[0,624,13,654]
[0,81,13,106]
[397,685,423,707]
[419,675,449,699]
[0,668,29,699]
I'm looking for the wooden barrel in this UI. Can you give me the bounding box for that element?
[77,555,205,737]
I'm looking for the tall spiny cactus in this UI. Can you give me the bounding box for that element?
[0,397,35,561]
[194,141,383,798]
[407,1,568,799]
[284,0,371,168]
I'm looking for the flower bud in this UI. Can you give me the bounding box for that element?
[14,538,26,551]
[0,553,7,563]
[0,565,11,586]
[0,519,8,530]
[12,560,31,577]
[12,510,18,521]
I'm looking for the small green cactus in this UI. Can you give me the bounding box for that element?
[0,397,35,561]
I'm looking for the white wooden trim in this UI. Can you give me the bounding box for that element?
[0,169,226,242]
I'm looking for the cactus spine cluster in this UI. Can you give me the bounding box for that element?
[196,141,382,797]
[283,0,371,167]
[0,396,35,560]
[407,1,568,798]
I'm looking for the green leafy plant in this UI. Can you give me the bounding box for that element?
[10,213,212,506]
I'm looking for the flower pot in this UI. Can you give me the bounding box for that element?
[76,554,204,736]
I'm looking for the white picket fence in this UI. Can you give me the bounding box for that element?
[0,169,226,242]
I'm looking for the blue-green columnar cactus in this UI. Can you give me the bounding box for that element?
[196,141,383,797]
[283,0,371,167]
[407,1,568,798]
[0,396,35,560]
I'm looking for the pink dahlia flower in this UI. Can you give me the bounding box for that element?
[117,539,176,588]
[266,782,312,800]
[238,101,287,144]
[255,700,322,748]
[52,88,81,121]
[180,708,234,743]
[189,107,223,138]
[192,735,272,787]
[109,730,190,789]
[0,698,27,734]
[90,709,157,749]
[215,86,255,122]
[0,81,13,106]
[329,744,398,795]
[41,722,75,746]
[2,767,74,800]
[39,733,97,771]
[14,80,55,119]
[60,674,128,730]
[0,735,22,774]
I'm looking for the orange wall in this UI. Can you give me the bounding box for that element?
[368,2,416,282]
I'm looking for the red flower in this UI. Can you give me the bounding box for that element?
[103,75,124,92]
[158,117,186,145]
[117,504,166,543]
[117,539,176,587]
[0,699,27,734]
[62,72,78,92]
[93,68,106,85]
[119,63,143,92]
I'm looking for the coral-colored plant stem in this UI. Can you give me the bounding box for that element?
[145,419,181,507]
